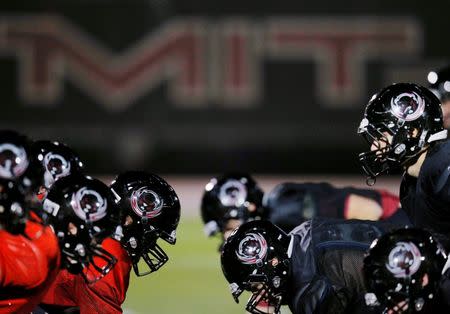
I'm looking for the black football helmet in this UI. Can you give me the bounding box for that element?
[43,174,121,283]
[110,171,180,276]
[0,130,44,194]
[364,228,447,313]
[427,65,450,102]
[357,83,447,184]
[0,178,27,234]
[221,220,291,314]
[201,173,266,237]
[32,140,84,190]
[263,182,317,233]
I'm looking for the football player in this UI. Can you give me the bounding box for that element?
[201,173,266,242]
[0,178,60,314]
[264,182,400,233]
[40,171,181,314]
[364,228,448,313]
[357,83,450,236]
[221,219,395,314]
[0,130,60,313]
[39,174,123,314]
[427,65,450,128]
[110,171,181,276]
[201,173,400,242]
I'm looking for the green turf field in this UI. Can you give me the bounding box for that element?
[122,218,245,314]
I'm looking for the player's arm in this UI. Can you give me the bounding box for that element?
[344,194,382,220]
[419,145,450,213]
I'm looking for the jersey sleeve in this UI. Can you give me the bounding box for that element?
[376,190,400,219]
[418,141,450,214]
[0,219,61,314]
[75,238,132,314]
[40,269,78,308]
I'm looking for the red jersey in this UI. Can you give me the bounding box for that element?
[41,238,132,314]
[0,216,60,314]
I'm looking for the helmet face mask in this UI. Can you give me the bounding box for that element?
[122,222,169,276]
[110,171,180,276]
[359,122,395,179]
[245,280,283,314]
[358,84,447,183]
[221,220,290,314]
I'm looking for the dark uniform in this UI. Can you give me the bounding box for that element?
[287,218,393,314]
[265,182,400,233]
[400,140,450,236]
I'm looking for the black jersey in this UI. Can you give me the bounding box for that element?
[400,140,450,235]
[287,218,393,314]
[265,182,399,233]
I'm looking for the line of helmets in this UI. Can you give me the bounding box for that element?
[0,130,180,283]
[2,64,450,314]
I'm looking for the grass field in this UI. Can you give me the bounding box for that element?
[122,218,245,314]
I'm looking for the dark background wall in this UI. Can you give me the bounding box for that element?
[0,1,448,174]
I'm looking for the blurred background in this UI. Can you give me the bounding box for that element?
[0,0,448,313]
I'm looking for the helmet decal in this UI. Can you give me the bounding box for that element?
[390,92,425,121]
[219,179,247,207]
[71,187,108,222]
[43,152,71,187]
[0,143,29,179]
[44,152,71,177]
[385,241,422,278]
[236,232,268,265]
[130,186,163,219]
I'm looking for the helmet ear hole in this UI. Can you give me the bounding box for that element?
[68,222,78,236]
[409,128,420,138]
[125,215,134,226]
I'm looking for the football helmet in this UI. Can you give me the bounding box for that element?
[263,182,317,233]
[364,228,447,313]
[0,178,27,234]
[0,130,44,194]
[357,83,447,183]
[110,171,180,276]
[43,174,121,283]
[201,173,265,237]
[427,65,450,102]
[32,140,84,189]
[221,220,291,314]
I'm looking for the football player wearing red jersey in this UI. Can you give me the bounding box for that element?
[0,130,61,314]
[39,171,181,314]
